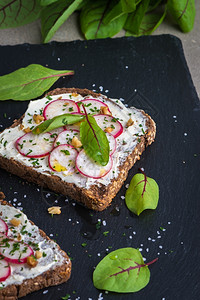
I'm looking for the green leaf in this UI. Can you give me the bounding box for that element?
[40,0,60,6]
[80,0,127,40]
[125,171,159,216]
[167,0,195,33]
[0,0,41,29]
[93,247,158,293]
[80,109,109,166]
[41,0,83,43]
[0,64,74,101]
[104,0,136,24]
[32,114,85,134]
[126,6,167,36]
[124,0,150,35]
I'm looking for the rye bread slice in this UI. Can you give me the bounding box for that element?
[0,88,156,211]
[0,192,71,300]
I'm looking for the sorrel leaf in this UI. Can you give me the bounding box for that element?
[125,170,159,216]
[80,0,127,40]
[41,0,83,43]
[80,106,109,166]
[104,0,136,24]
[40,0,60,6]
[0,0,41,29]
[0,64,74,101]
[93,247,158,293]
[167,0,195,33]
[32,113,85,134]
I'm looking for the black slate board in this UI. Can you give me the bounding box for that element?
[0,35,200,300]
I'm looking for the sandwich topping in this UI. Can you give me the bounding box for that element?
[0,92,148,188]
[0,202,69,288]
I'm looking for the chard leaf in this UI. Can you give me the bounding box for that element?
[80,0,127,40]
[0,0,41,29]
[32,114,85,134]
[41,0,83,43]
[93,247,158,293]
[0,64,74,101]
[80,107,109,166]
[126,6,167,36]
[125,171,159,216]
[167,0,195,33]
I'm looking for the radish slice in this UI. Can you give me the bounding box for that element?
[48,144,78,173]
[43,99,80,120]
[0,218,8,235]
[0,234,34,264]
[16,132,55,158]
[54,130,80,147]
[76,150,113,179]
[93,114,123,138]
[0,259,11,282]
[106,132,117,155]
[77,99,111,114]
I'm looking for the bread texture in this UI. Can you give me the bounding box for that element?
[0,192,71,300]
[0,88,156,211]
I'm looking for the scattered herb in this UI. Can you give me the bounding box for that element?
[61,294,70,300]
[0,64,74,101]
[81,242,87,247]
[60,149,70,156]
[93,247,158,293]
[125,169,159,216]
[80,105,110,166]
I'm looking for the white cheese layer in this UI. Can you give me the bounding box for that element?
[0,93,148,188]
[0,203,69,288]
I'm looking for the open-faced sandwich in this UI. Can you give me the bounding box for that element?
[0,88,156,211]
[0,192,71,299]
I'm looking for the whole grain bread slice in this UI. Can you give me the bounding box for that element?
[0,88,156,211]
[0,192,71,300]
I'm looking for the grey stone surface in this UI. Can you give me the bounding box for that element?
[0,2,199,97]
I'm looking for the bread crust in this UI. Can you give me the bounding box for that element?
[0,194,71,300]
[0,88,156,211]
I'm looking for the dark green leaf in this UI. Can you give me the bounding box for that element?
[126,6,167,36]
[0,0,41,29]
[0,64,74,101]
[40,0,60,6]
[104,0,136,24]
[125,172,159,216]
[148,0,162,12]
[41,0,83,43]
[167,0,195,33]
[80,0,127,40]
[93,247,158,293]
[121,0,137,12]
[80,113,109,166]
[124,0,150,35]
[32,114,85,134]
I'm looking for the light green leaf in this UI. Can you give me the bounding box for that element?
[32,114,85,134]
[80,113,110,166]
[125,172,159,216]
[41,0,83,43]
[104,0,136,24]
[167,0,195,33]
[0,64,74,101]
[0,0,41,29]
[93,247,158,293]
[80,0,127,40]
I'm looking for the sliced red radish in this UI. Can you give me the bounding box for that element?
[16,132,55,158]
[0,258,11,282]
[106,132,117,155]
[0,219,8,235]
[77,99,111,114]
[54,130,80,147]
[43,99,80,120]
[48,144,78,173]
[0,234,34,264]
[93,114,123,138]
[76,150,113,179]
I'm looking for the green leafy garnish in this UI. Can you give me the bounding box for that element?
[0,64,74,101]
[125,170,159,216]
[93,247,158,293]
[32,113,85,134]
[61,294,70,300]
[80,106,110,166]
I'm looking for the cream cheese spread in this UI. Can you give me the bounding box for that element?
[0,202,68,288]
[0,93,148,189]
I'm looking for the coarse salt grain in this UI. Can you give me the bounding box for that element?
[99,86,103,92]
[17,202,21,206]
[102,220,106,226]
[49,234,53,237]
[146,248,149,252]
[43,290,48,294]
[120,195,125,200]
[133,231,136,235]
[157,236,161,239]
[97,253,101,256]
[13,198,17,202]
[168,221,171,224]
[57,58,60,61]
[125,184,129,188]
[159,245,163,249]
[139,248,143,252]
[148,237,151,240]
[129,236,133,239]
[24,195,27,198]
